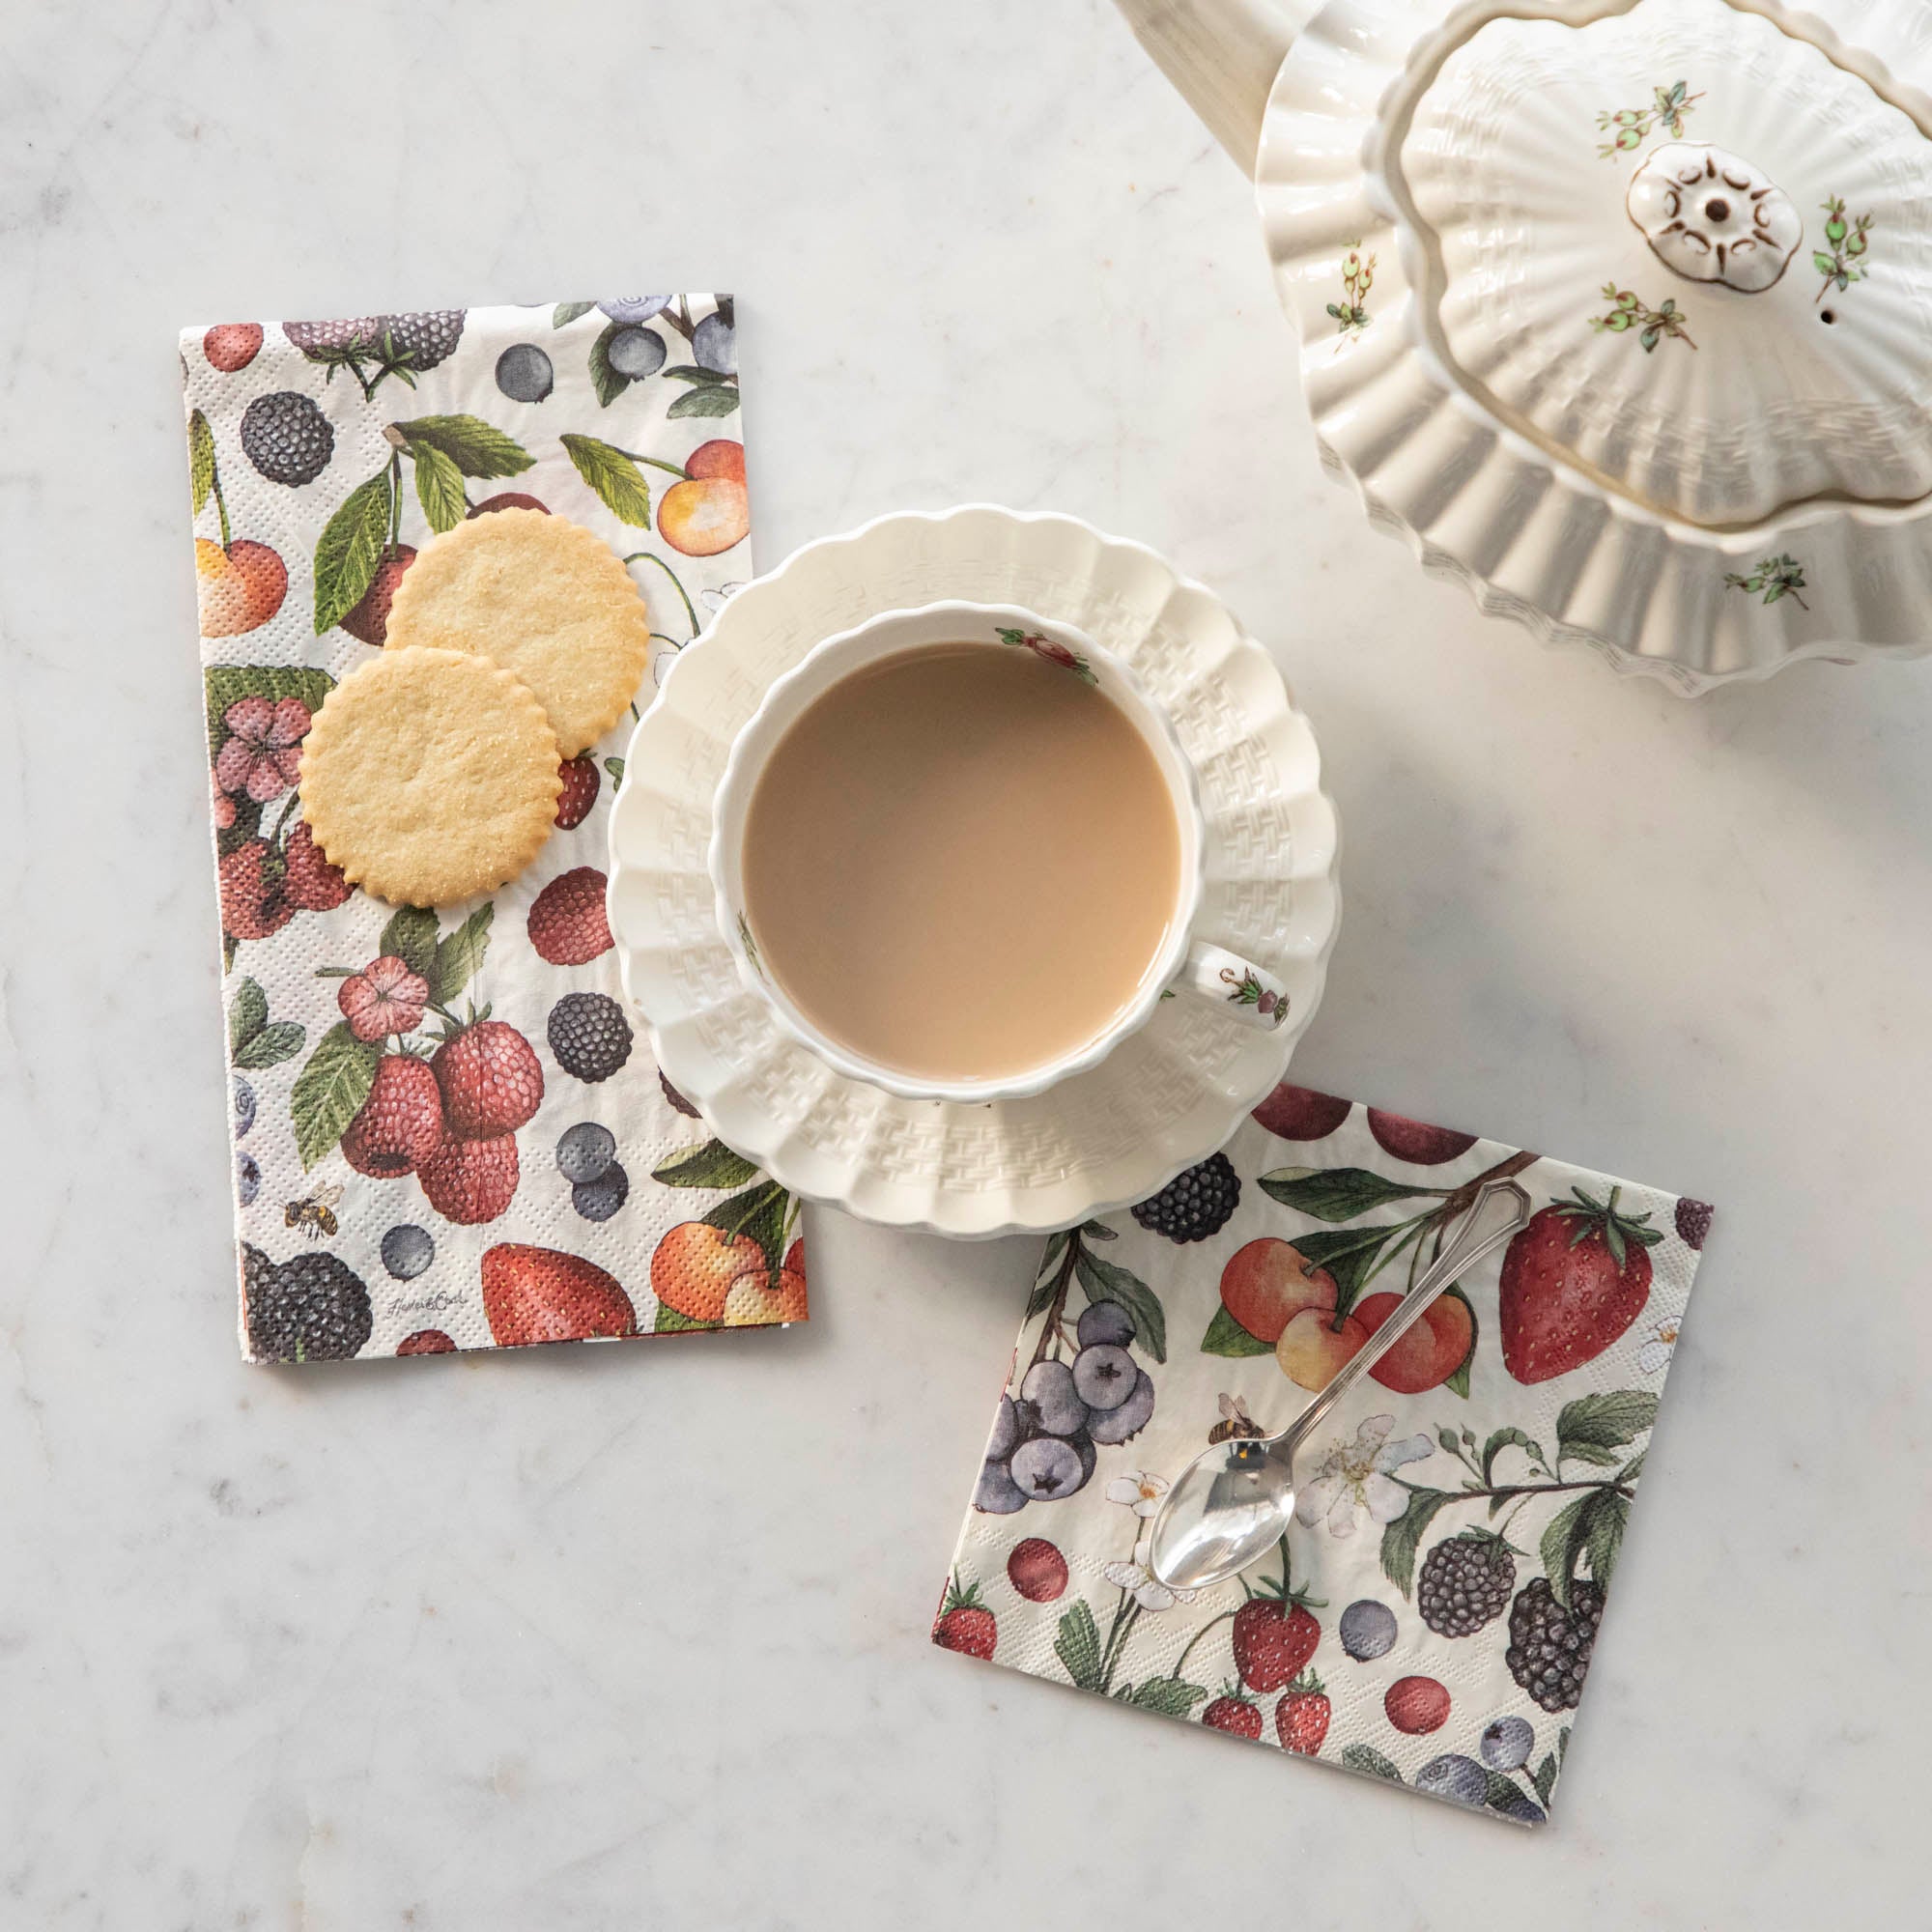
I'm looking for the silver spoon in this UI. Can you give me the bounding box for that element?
[1148,1177,1532,1592]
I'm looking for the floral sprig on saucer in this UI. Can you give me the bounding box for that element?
[1595,80,1701,158]
[1220,965,1288,1026]
[995,626,1097,685]
[1814,197,1874,304]
[1724,554,1808,609]
[1589,285,1695,353]
[1327,243,1375,339]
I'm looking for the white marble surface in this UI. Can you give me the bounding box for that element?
[0,2,1926,1924]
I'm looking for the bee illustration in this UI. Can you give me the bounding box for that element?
[1208,1392,1265,1446]
[284,1180,344,1240]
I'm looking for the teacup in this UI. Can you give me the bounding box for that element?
[708,600,1291,1103]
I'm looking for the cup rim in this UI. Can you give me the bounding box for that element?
[706,597,1208,1104]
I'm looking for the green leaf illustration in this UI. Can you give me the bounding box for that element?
[234,1021,306,1070]
[655,1302,718,1333]
[663,364,731,385]
[290,1021,380,1170]
[667,384,741,421]
[378,904,441,991]
[227,976,269,1056]
[1289,1222,1404,1311]
[312,469,393,636]
[1199,1304,1273,1358]
[188,409,217,516]
[433,902,495,1004]
[560,434,653,527]
[1584,1488,1628,1592]
[1073,1249,1166,1362]
[1531,1750,1559,1806]
[1124,1677,1207,1717]
[1556,1390,1657,1461]
[553,301,597,328]
[653,1140,762,1189]
[1616,1447,1647,1485]
[1037,1230,1071,1280]
[1258,1165,1432,1223]
[1053,1599,1105,1691]
[1342,1743,1405,1784]
[1380,1486,1456,1595]
[412,438,467,533]
[1480,1425,1540,1485]
[1539,1493,1592,1608]
[204,665,336,763]
[393,414,534,479]
[587,323,632,410]
[701,1179,787,1277]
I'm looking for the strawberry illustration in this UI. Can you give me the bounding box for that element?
[480,1243,638,1345]
[526,867,612,965]
[1275,1671,1330,1755]
[1201,1686,1263,1740]
[932,1574,997,1659]
[419,1133,519,1224]
[1499,1186,1662,1384]
[1230,1581,1321,1692]
[282,818,353,910]
[554,755,600,830]
[340,1054,444,1177]
[432,1019,544,1139]
[218,838,294,942]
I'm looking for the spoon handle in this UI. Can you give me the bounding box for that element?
[1281,1178,1531,1452]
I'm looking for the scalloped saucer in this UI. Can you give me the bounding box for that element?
[605,506,1342,1238]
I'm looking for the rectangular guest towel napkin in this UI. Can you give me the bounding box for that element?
[933,1090,1711,1825]
[181,298,801,1362]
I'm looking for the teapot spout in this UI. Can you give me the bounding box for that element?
[1111,0,1308,175]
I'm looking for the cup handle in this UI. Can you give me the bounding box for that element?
[1173,940,1292,1031]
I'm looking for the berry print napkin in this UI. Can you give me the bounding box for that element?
[933,1088,1713,1825]
[182,297,807,1362]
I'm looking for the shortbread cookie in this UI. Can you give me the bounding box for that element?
[298,646,562,906]
[384,509,651,756]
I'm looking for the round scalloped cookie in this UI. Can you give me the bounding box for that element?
[383,509,651,756]
[298,646,562,906]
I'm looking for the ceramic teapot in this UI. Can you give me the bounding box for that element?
[1117,0,1932,694]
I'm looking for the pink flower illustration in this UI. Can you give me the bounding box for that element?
[337,955,431,1042]
[215,696,312,803]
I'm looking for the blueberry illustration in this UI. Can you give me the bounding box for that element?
[1415,1754,1489,1807]
[1085,1369,1153,1444]
[573,1161,630,1222]
[495,342,554,403]
[382,1224,435,1280]
[555,1121,616,1185]
[606,326,667,381]
[233,1076,256,1140]
[985,1393,1022,1462]
[975,1457,1028,1515]
[236,1151,261,1206]
[599,297,670,324]
[1480,1716,1535,1772]
[693,309,736,376]
[1072,1342,1136,1410]
[1019,1358,1087,1436]
[1010,1434,1088,1500]
[1339,1599,1399,1662]
[1076,1299,1135,1349]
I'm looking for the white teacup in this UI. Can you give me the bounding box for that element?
[708,600,1291,1103]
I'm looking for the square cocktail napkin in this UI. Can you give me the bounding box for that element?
[182,297,806,1361]
[933,1088,1711,1824]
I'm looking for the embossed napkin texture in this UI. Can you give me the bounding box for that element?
[181,298,808,1363]
[933,1090,1711,1825]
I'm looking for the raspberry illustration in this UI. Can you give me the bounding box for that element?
[203,323,264,372]
[1202,1688,1263,1739]
[1130,1152,1240,1243]
[526,867,612,965]
[282,819,352,910]
[340,545,415,646]
[554,755,600,829]
[396,1329,455,1355]
[1231,1589,1321,1692]
[340,1055,444,1178]
[419,1133,520,1225]
[1275,1671,1330,1755]
[932,1574,997,1660]
[337,955,430,1042]
[433,1020,544,1138]
[240,390,334,485]
[242,1244,373,1362]
[1418,1531,1517,1638]
[283,316,382,355]
[1006,1538,1068,1603]
[1384,1675,1451,1735]
[218,839,294,942]
[1506,1577,1605,1712]
[1675,1197,1714,1249]
[548,992,634,1082]
[480,1242,637,1345]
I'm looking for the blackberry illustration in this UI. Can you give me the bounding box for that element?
[1506,1577,1605,1712]
[283,316,382,355]
[1418,1531,1516,1637]
[242,1244,373,1362]
[379,309,465,372]
[1131,1151,1240,1243]
[1675,1197,1713,1249]
[548,991,634,1082]
[241,391,334,485]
